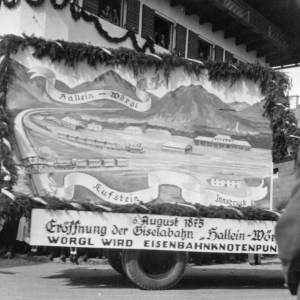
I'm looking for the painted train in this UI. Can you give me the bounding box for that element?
[57,133,145,153]
[53,158,128,169]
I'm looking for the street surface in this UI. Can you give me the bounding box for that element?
[0,256,295,300]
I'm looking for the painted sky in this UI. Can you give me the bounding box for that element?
[12,49,263,107]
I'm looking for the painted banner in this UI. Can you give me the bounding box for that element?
[28,67,160,112]
[30,209,278,254]
[8,52,273,209]
[50,171,266,206]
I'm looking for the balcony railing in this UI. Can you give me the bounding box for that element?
[216,0,288,46]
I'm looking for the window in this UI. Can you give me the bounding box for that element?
[198,38,213,60]
[142,5,174,51]
[82,0,133,29]
[225,50,234,62]
[100,1,122,26]
[154,14,174,51]
[188,32,214,61]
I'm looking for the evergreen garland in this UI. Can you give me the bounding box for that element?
[261,77,299,163]
[0,54,18,219]
[2,0,20,8]
[0,193,279,221]
[0,34,288,93]
[24,0,45,7]
[69,3,155,53]
[50,0,70,10]
[3,0,69,9]
[69,1,81,21]
[0,34,294,219]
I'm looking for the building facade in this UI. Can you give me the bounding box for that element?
[162,142,192,154]
[61,116,85,130]
[0,0,295,66]
[210,172,242,188]
[87,123,102,131]
[124,126,143,135]
[194,134,251,151]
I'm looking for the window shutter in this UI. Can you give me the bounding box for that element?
[187,30,198,59]
[175,24,187,57]
[142,5,155,39]
[225,50,234,62]
[126,0,140,34]
[82,0,99,16]
[215,45,224,61]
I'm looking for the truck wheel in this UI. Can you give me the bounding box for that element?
[122,250,187,290]
[107,249,126,276]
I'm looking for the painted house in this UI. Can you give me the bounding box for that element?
[162,142,192,154]
[232,140,251,151]
[61,117,85,131]
[124,126,143,135]
[213,135,233,148]
[87,123,102,131]
[194,135,251,151]
[194,136,214,147]
[210,172,242,188]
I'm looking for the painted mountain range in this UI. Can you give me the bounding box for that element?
[8,59,269,134]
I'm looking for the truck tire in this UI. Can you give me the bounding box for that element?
[122,249,187,290]
[107,249,126,276]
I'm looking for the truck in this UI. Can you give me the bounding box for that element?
[1,34,289,291]
[29,209,278,290]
